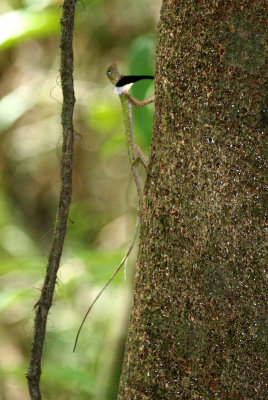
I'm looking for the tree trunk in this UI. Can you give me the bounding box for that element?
[118,1,267,399]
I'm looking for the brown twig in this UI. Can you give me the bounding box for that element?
[26,1,76,399]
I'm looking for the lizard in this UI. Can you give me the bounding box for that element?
[107,62,154,207]
[73,63,154,352]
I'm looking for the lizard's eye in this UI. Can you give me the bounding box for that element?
[107,70,111,75]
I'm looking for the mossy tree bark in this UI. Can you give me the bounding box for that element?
[118,1,267,399]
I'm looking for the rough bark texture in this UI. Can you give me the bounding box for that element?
[118,1,267,399]
[26,1,76,398]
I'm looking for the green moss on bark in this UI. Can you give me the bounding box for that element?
[118,1,267,399]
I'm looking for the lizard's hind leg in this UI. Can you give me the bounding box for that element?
[133,144,148,170]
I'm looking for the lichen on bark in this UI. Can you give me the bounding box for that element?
[118,1,267,399]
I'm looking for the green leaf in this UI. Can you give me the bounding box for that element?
[0,9,59,50]
[128,35,155,149]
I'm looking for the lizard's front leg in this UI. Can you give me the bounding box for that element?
[124,92,155,109]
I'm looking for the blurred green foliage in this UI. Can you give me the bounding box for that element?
[0,0,160,398]
[0,9,59,50]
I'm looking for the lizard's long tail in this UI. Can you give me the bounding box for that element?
[73,215,140,352]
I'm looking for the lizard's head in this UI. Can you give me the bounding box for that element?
[106,62,121,85]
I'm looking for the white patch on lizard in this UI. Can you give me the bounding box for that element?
[113,82,134,94]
